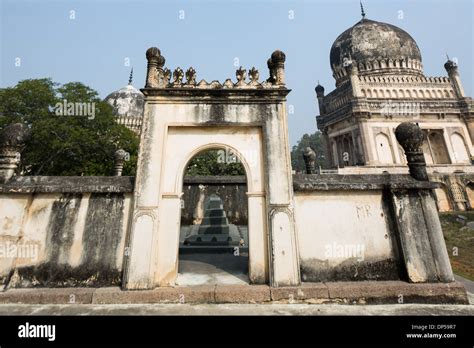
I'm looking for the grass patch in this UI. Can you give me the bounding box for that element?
[439,211,474,281]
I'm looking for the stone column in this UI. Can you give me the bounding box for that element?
[350,129,359,165]
[145,47,165,88]
[302,147,316,174]
[348,63,362,98]
[322,130,333,168]
[247,192,268,284]
[264,98,300,287]
[390,189,455,283]
[444,59,465,98]
[447,178,467,211]
[113,149,128,176]
[0,123,29,184]
[269,50,286,86]
[392,121,454,283]
[315,84,325,115]
[358,119,375,165]
[462,115,474,150]
[395,122,428,181]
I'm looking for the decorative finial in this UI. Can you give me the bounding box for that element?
[446,53,450,61]
[0,123,31,183]
[113,149,128,176]
[128,68,133,85]
[395,122,428,181]
[360,1,366,19]
[303,147,317,174]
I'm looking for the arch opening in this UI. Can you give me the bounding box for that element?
[176,147,250,286]
[375,132,395,164]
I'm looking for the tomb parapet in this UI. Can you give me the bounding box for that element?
[143,47,290,99]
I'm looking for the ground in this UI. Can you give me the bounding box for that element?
[439,211,474,280]
[0,302,472,315]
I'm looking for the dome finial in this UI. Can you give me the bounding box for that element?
[360,1,366,19]
[128,67,133,85]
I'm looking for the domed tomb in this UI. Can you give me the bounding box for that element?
[330,18,423,85]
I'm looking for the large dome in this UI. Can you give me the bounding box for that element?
[330,18,423,84]
[105,84,144,119]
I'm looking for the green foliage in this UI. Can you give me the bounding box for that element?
[439,211,474,280]
[0,78,139,176]
[291,131,326,172]
[185,149,245,176]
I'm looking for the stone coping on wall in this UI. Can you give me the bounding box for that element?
[0,176,135,193]
[141,87,291,103]
[0,281,467,305]
[293,173,439,192]
[183,175,247,185]
[0,174,440,193]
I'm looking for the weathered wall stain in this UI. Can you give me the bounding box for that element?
[46,193,82,264]
[2,187,130,288]
[300,257,401,282]
[81,193,125,279]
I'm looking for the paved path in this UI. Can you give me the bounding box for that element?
[0,303,472,316]
[176,253,249,286]
[454,274,474,293]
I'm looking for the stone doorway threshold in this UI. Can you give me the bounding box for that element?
[0,281,468,305]
[176,252,249,286]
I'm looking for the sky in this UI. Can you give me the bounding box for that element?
[1,0,473,145]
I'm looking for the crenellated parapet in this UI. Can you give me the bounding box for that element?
[116,115,142,135]
[358,75,451,85]
[333,57,424,87]
[144,47,287,91]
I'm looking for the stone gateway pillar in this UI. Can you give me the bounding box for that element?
[122,47,300,289]
[393,122,455,283]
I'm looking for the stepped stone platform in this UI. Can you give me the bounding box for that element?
[0,281,468,305]
[184,194,235,246]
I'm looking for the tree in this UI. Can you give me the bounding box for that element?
[0,79,139,176]
[291,131,326,172]
[185,149,245,176]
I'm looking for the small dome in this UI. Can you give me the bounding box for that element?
[105,84,144,119]
[444,59,457,72]
[330,18,423,84]
[271,50,286,63]
[315,83,325,95]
